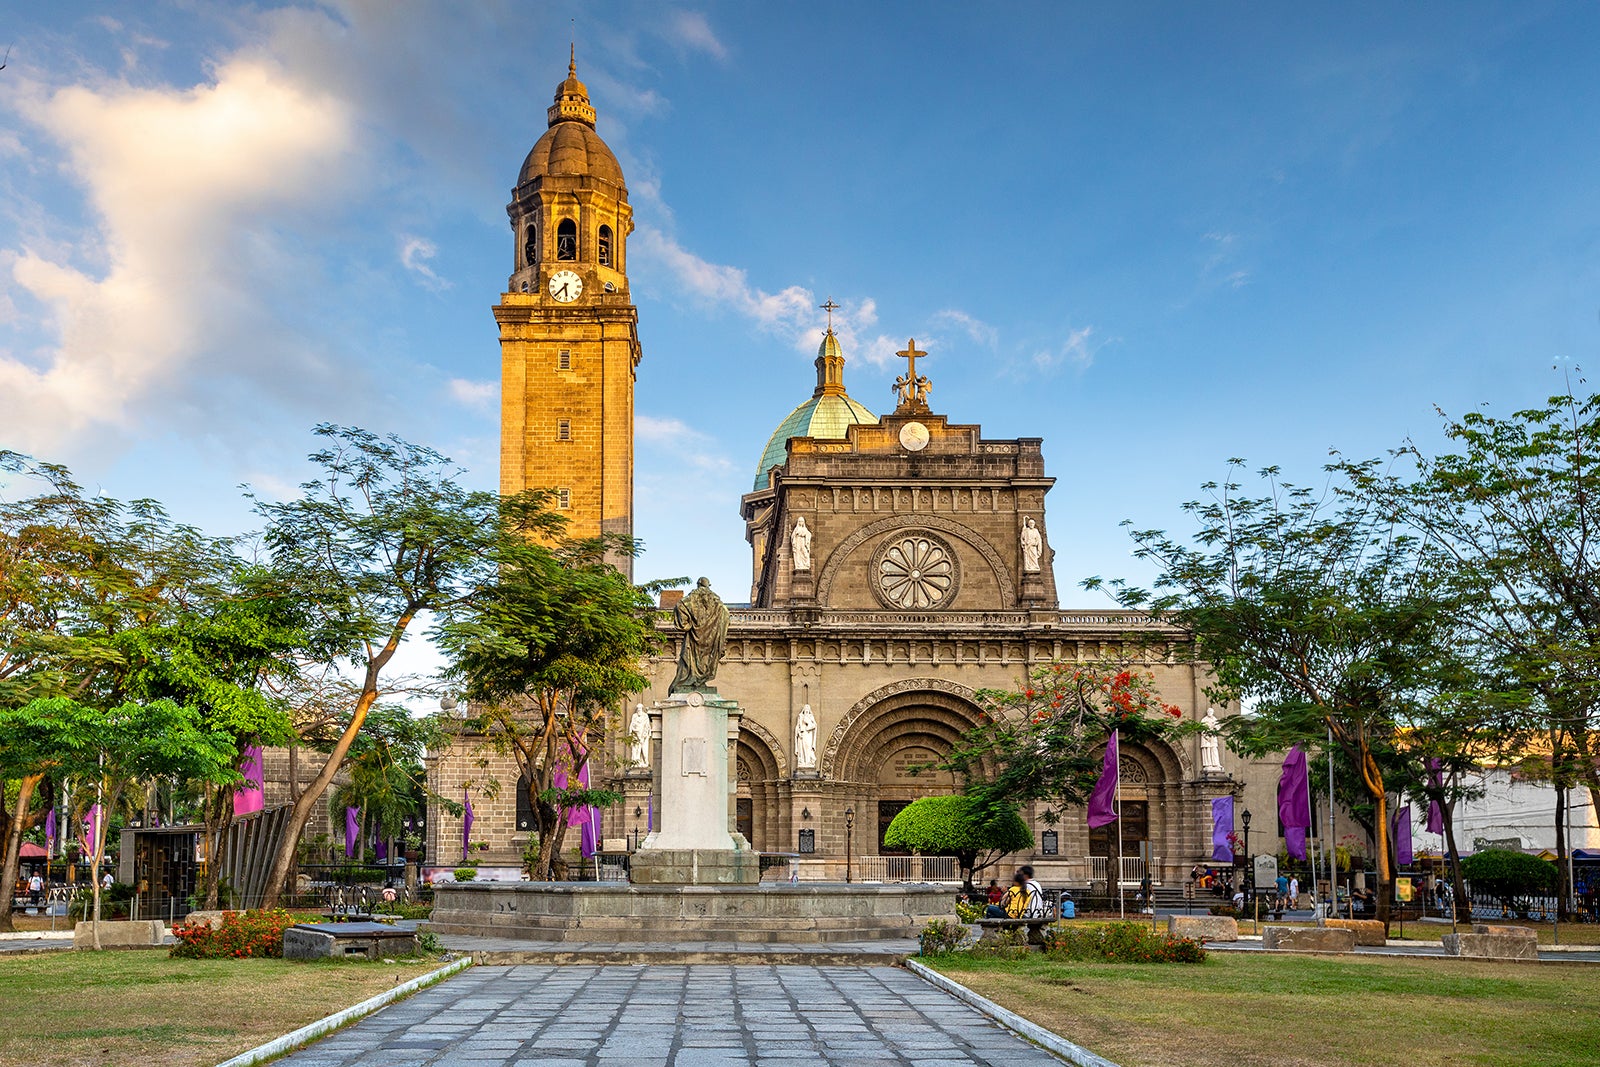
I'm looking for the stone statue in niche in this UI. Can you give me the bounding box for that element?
[791,516,813,571]
[629,704,650,769]
[1020,517,1043,573]
[669,577,729,694]
[795,704,818,769]
[1200,708,1224,774]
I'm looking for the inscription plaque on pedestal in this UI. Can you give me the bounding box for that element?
[798,828,815,854]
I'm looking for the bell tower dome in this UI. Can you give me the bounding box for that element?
[497,51,642,577]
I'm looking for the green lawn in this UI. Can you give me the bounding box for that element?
[0,950,440,1067]
[930,951,1600,1067]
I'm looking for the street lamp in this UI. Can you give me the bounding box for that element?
[1241,809,1253,903]
[844,807,855,884]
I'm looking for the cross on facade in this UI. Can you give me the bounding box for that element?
[820,298,840,332]
[897,338,925,381]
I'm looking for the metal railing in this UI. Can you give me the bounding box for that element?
[1084,855,1154,887]
[855,855,960,883]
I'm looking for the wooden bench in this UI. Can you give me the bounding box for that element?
[976,917,1052,947]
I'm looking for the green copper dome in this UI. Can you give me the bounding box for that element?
[752,329,878,489]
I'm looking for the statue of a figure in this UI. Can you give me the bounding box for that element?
[795,704,818,769]
[791,517,813,571]
[1200,709,1223,773]
[629,703,650,768]
[669,577,729,694]
[1020,518,1043,573]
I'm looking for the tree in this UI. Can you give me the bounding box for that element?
[250,426,510,907]
[882,794,1032,892]
[939,662,1188,821]
[439,508,662,880]
[1460,848,1557,917]
[1090,462,1464,928]
[1341,389,1600,860]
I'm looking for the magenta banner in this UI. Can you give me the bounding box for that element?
[1277,746,1311,860]
[233,745,265,817]
[1211,796,1234,863]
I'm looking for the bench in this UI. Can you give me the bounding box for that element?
[976,917,1052,947]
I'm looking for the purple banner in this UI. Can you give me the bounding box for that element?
[345,806,359,859]
[44,808,55,850]
[1277,746,1311,860]
[1393,802,1414,867]
[233,745,265,817]
[1211,796,1234,863]
[80,805,101,856]
[462,787,474,863]
[1087,730,1120,828]
[1425,758,1445,835]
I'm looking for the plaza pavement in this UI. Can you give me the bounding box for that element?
[266,962,1070,1067]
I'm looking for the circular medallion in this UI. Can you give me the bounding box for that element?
[899,421,930,451]
[686,691,704,707]
[871,531,959,609]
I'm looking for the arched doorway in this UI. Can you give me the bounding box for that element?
[736,723,785,852]
[822,681,987,860]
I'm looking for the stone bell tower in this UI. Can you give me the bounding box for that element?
[497,50,642,577]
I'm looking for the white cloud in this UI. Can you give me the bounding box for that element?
[0,57,353,455]
[933,308,999,349]
[1032,327,1097,371]
[663,11,729,61]
[636,413,731,472]
[448,378,496,411]
[400,234,448,289]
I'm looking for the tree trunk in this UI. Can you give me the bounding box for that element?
[1356,744,1393,931]
[259,677,384,908]
[1555,782,1569,921]
[0,775,44,934]
[1441,797,1469,915]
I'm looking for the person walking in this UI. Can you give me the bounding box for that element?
[1288,875,1300,910]
[28,873,43,906]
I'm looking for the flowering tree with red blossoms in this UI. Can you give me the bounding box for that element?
[939,662,1193,824]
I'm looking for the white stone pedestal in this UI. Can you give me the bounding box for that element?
[632,690,759,885]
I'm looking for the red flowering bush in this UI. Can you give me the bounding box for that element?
[170,909,299,959]
[1041,921,1206,964]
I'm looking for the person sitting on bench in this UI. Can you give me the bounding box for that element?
[984,867,1048,920]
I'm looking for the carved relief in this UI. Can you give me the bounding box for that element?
[815,514,1017,608]
[820,677,982,778]
[872,532,958,609]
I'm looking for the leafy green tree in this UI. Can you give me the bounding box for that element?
[1341,388,1600,861]
[250,425,514,906]
[1460,848,1558,916]
[439,513,663,880]
[328,704,437,862]
[1090,462,1465,927]
[939,662,1188,821]
[882,794,1033,892]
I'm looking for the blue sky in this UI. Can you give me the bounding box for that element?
[3,1,1599,618]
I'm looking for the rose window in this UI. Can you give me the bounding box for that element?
[877,536,955,608]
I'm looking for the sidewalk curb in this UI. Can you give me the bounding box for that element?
[213,956,471,1067]
[904,958,1120,1067]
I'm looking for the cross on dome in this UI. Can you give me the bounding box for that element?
[893,338,931,413]
[820,298,840,334]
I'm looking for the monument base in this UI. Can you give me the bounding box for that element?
[428,882,952,943]
[630,847,760,886]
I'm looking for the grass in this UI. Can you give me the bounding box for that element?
[0,949,440,1067]
[929,950,1600,1067]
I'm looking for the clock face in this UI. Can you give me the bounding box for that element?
[548,269,583,303]
[899,421,930,452]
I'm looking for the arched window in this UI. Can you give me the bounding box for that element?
[516,774,535,832]
[556,218,577,261]
[524,225,538,266]
[597,225,613,267]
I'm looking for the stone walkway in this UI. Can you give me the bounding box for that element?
[271,963,1067,1067]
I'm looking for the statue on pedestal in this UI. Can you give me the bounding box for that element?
[795,704,817,769]
[1020,518,1043,573]
[791,517,812,571]
[669,577,729,694]
[1201,709,1224,774]
[629,704,650,768]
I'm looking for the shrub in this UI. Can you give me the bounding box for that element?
[1461,849,1556,915]
[170,909,299,959]
[954,899,984,924]
[882,795,1033,886]
[1207,904,1241,918]
[919,918,968,955]
[1042,921,1206,964]
[453,867,477,882]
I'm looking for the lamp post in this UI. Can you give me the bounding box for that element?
[1241,808,1253,906]
[844,807,855,884]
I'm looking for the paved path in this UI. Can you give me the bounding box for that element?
[271,963,1067,1067]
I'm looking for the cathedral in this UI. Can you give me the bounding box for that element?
[424,59,1251,889]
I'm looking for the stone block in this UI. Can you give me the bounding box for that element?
[1442,932,1538,960]
[1473,923,1537,940]
[283,922,416,960]
[72,920,166,948]
[630,848,760,886]
[1167,915,1239,942]
[1261,926,1355,953]
[1320,918,1386,946]
[182,910,227,931]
